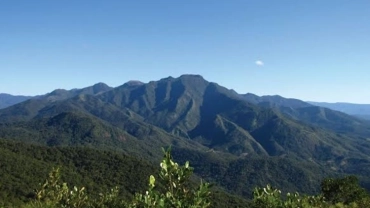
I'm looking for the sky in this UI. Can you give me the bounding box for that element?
[1,1,370,103]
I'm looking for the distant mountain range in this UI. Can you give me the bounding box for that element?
[308,101,370,120]
[3,82,370,121]
[0,93,32,109]
[3,84,369,120]
[1,74,370,205]
[0,82,112,110]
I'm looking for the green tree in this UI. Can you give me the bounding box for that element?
[321,176,369,205]
[26,167,91,208]
[131,147,211,208]
[251,184,325,208]
[251,176,370,208]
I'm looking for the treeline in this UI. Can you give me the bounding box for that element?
[170,147,332,197]
[0,140,248,207]
[1,139,370,207]
[0,139,155,206]
[10,148,370,208]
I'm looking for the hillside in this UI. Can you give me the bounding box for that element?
[242,93,312,108]
[242,93,370,138]
[0,110,207,161]
[0,139,155,206]
[0,139,255,207]
[1,75,370,205]
[0,138,332,207]
[309,101,370,121]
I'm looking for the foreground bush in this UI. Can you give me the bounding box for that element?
[251,176,370,208]
[25,147,211,208]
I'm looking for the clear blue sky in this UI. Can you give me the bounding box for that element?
[1,1,369,103]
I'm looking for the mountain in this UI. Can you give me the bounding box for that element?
[37,82,113,102]
[2,75,370,162]
[242,93,312,108]
[356,114,370,120]
[0,109,207,162]
[1,74,370,203]
[0,93,32,109]
[242,93,370,138]
[0,82,113,123]
[309,101,370,120]
[98,75,269,155]
[0,82,112,116]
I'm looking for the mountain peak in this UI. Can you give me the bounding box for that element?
[158,76,175,82]
[178,74,204,80]
[93,82,110,88]
[123,80,144,87]
[91,82,112,93]
[50,89,68,95]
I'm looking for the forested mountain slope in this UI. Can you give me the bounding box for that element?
[1,75,370,206]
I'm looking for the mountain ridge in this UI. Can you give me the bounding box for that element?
[1,74,370,202]
[1,75,369,160]
[309,101,370,120]
[0,93,32,109]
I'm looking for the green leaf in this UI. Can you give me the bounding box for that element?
[149,175,156,187]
